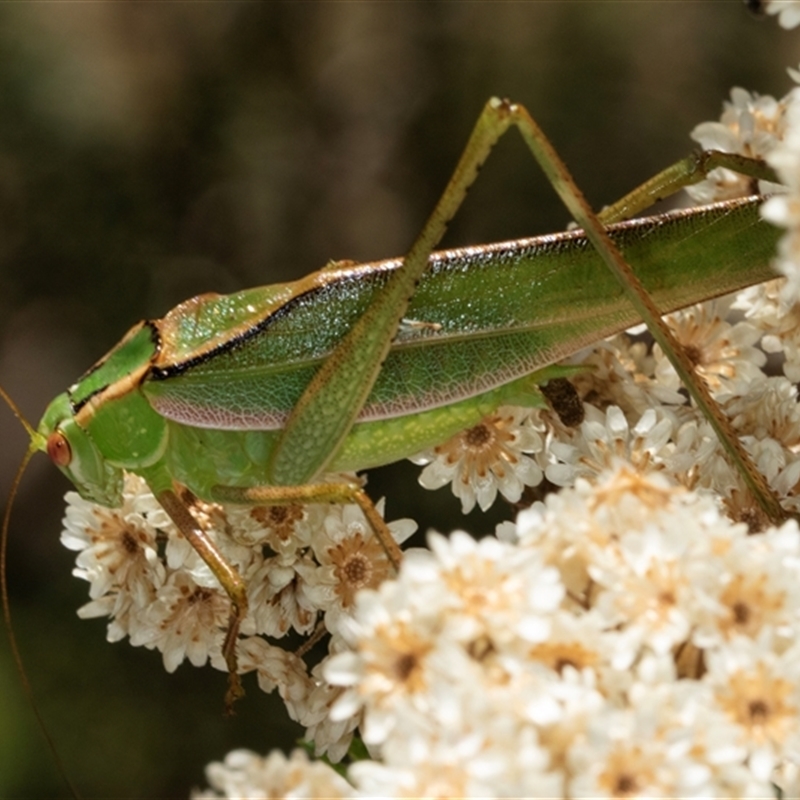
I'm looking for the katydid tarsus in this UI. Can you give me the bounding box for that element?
[0,97,788,726]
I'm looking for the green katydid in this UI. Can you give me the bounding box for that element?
[0,98,787,714]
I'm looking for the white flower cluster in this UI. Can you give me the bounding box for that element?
[326,468,800,797]
[411,405,546,513]
[61,476,415,759]
[192,469,800,797]
[683,69,800,306]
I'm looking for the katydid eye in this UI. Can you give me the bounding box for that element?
[47,431,72,467]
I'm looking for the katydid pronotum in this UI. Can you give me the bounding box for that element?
[0,97,787,728]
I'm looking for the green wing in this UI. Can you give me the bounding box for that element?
[142,198,777,431]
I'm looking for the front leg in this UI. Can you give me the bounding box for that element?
[155,488,248,711]
[210,480,403,571]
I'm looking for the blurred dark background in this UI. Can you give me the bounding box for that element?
[0,3,795,797]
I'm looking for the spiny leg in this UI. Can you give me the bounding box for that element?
[598,150,779,224]
[144,482,401,710]
[156,488,248,710]
[211,481,404,571]
[474,97,784,523]
[211,482,402,688]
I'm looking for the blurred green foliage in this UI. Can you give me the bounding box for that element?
[0,3,795,797]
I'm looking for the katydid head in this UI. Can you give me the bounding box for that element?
[1,385,122,507]
[37,392,124,507]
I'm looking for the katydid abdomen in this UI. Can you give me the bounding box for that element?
[47,194,776,503]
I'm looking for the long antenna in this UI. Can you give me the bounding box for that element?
[0,390,80,798]
[0,384,39,441]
